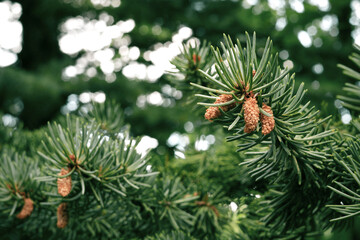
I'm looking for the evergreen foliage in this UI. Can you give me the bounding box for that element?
[171,32,360,238]
[1,26,360,239]
[337,44,360,113]
[326,44,360,223]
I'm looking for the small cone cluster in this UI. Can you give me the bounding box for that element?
[261,103,275,135]
[243,96,260,133]
[205,94,235,121]
[192,53,201,64]
[16,197,34,219]
[57,168,72,197]
[57,203,69,228]
[204,107,221,121]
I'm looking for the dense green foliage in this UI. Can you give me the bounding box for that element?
[1,0,360,239]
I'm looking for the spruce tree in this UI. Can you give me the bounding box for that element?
[1,33,360,240]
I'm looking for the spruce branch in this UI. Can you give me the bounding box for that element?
[326,44,360,224]
[337,44,360,114]
[170,40,214,86]
[80,100,125,135]
[153,177,198,231]
[37,115,156,202]
[0,151,41,219]
[186,33,334,184]
[327,139,360,221]
[175,32,336,233]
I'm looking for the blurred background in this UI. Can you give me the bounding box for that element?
[0,0,359,238]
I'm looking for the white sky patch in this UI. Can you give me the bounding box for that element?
[336,107,352,125]
[308,0,330,12]
[91,0,121,8]
[195,134,216,151]
[94,48,115,62]
[59,16,124,54]
[117,19,135,33]
[122,62,147,80]
[59,13,136,79]
[79,92,91,103]
[146,65,164,82]
[174,150,185,159]
[61,94,79,113]
[320,15,338,32]
[195,138,209,151]
[136,95,147,108]
[146,91,163,106]
[145,26,195,82]
[0,1,22,67]
[136,90,178,108]
[94,92,106,103]
[167,132,190,151]
[78,91,107,104]
[268,0,286,15]
[275,17,287,31]
[341,112,352,124]
[2,113,18,127]
[129,46,140,60]
[229,202,238,212]
[290,0,304,13]
[100,61,115,74]
[350,0,360,25]
[0,48,17,67]
[283,60,294,69]
[63,66,77,79]
[146,165,152,172]
[136,135,158,156]
[353,28,360,46]
[350,0,360,45]
[242,0,259,9]
[297,31,312,48]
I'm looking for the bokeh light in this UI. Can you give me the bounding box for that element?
[0,1,22,67]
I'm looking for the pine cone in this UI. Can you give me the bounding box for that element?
[16,197,34,219]
[261,103,275,135]
[204,94,235,121]
[243,97,259,133]
[216,94,236,111]
[205,107,221,121]
[57,203,69,228]
[57,168,72,197]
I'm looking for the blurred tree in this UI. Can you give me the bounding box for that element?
[1,1,360,238]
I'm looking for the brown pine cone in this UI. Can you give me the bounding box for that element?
[57,203,69,228]
[243,96,260,133]
[57,168,72,197]
[16,197,34,219]
[205,107,221,121]
[261,103,275,135]
[204,94,235,121]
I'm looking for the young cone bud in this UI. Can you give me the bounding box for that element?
[216,94,235,111]
[243,97,259,133]
[205,107,221,121]
[205,94,235,121]
[57,168,72,197]
[16,197,34,219]
[261,103,275,135]
[57,203,69,228]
